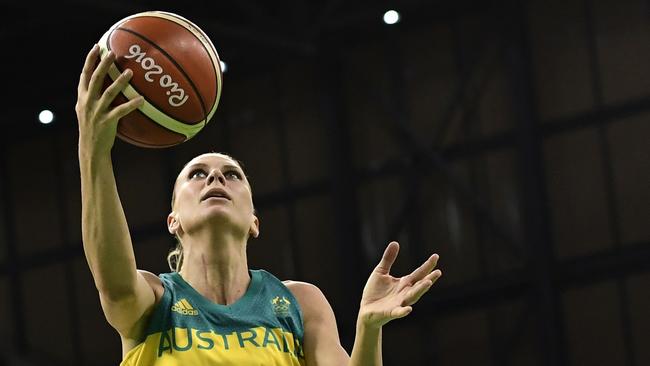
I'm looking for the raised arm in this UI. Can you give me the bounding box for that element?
[76,44,156,341]
[349,241,441,365]
[290,241,441,366]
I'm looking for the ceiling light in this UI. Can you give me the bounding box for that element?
[383,10,400,25]
[39,110,54,124]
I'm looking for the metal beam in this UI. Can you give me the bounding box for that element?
[584,0,637,363]
[431,21,506,148]
[383,23,440,365]
[504,1,566,363]
[318,43,366,350]
[412,240,650,315]
[367,65,525,261]
[272,73,303,279]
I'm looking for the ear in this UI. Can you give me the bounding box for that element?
[167,212,180,235]
[249,215,260,238]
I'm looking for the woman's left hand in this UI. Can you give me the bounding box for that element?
[358,241,442,329]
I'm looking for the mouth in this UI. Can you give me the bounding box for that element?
[201,189,231,202]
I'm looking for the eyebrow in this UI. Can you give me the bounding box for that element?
[186,162,243,173]
[222,164,243,172]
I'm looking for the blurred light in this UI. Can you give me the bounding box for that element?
[383,10,400,25]
[39,110,54,124]
[220,60,228,73]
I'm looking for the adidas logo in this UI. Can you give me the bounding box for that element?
[171,298,199,316]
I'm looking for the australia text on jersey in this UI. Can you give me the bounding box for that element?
[157,326,305,358]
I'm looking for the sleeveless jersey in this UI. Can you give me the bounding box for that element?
[120,269,306,366]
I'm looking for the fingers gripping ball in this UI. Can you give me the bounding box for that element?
[98,11,223,148]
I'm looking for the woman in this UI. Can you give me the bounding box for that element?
[76,44,442,365]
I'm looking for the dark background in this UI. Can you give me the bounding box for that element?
[1,0,649,365]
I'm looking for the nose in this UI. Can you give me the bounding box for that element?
[207,169,226,186]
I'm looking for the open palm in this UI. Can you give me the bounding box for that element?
[358,241,442,328]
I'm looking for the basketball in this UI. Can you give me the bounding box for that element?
[97,11,223,148]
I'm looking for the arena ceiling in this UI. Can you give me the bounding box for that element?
[2,0,491,140]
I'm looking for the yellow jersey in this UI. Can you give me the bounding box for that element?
[120,269,306,366]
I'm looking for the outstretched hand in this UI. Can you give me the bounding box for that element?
[358,241,441,329]
[76,44,143,156]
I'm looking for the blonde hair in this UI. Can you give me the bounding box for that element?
[167,240,184,272]
[166,152,250,272]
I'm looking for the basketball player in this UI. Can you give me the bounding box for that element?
[76,44,442,365]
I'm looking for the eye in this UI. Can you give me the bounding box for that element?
[189,169,207,179]
[224,170,242,180]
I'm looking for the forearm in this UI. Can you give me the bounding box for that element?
[80,152,138,297]
[349,319,382,366]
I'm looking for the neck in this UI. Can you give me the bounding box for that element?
[178,232,250,306]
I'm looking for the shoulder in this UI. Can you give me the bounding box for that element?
[282,280,321,298]
[137,269,163,285]
[137,269,164,299]
[282,280,333,322]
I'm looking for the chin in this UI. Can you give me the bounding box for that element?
[201,207,244,229]
[202,206,233,220]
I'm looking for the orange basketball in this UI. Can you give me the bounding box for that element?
[98,11,223,148]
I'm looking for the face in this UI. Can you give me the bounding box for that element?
[168,153,259,239]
